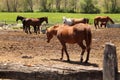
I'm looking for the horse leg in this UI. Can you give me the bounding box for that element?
[25,26,28,34]
[33,26,37,34]
[28,26,31,34]
[60,42,70,62]
[64,45,70,62]
[23,24,25,31]
[94,20,97,29]
[97,21,100,29]
[38,26,40,34]
[78,42,86,63]
[84,34,91,63]
[105,24,106,28]
[104,22,107,28]
[95,24,97,29]
[100,23,102,28]
[60,47,64,60]
[84,47,91,63]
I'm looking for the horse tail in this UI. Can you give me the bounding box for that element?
[85,28,92,49]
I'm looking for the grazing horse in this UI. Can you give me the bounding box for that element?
[16,15,26,31]
[63,17,89,26]
[16,15,26,22]
[94,16,114,29]
[46,23,92,63]
[23,17,48,34]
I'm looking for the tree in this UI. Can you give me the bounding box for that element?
[23,0,33,12]
[12,0,18,12]
[110,0,117,13]
[6,0,10,12]
[80,0,100,13]
[56,0,61,11]
[39,0,47,11]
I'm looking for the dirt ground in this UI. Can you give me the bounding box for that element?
[0,27,120,71]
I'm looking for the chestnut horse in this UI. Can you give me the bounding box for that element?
[94,16,114,29]
[23,17,48,34]
[63,17,89,26]
[46,23,92,63]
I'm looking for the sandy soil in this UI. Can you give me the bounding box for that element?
[0,27,119,71]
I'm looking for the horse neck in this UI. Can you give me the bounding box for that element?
[49,27,58,35]
[52,29,57,35]
[19,17,25,21]
[108,17,114,24]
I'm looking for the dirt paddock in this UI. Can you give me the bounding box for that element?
[0,27,120,71]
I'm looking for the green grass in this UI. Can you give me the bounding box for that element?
[0,12,120,25]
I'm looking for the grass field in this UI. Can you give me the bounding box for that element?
[0,12,120,25]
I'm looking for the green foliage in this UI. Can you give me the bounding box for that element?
[0,0,120,13]
[80,0,100,13]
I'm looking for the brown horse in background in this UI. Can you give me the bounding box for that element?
[72,18,89,25]
[46,23,92,63]
[23,17,48,34]
[94,16,114,29]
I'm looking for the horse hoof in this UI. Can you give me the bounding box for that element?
[67,59,70,62]
[60,58,63,60]
[84,60,88,63]
[80,59,83,63]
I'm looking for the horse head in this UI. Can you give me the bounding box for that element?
[106,16,114,24]
[38,17,48,24]
[16,15,20,22]
[46,25,59,43]
[44,17,48,24]
[16,15,26,22]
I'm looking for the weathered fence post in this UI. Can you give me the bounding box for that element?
[103,42,118,80]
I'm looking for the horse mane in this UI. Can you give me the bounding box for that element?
[16,15,26,22]
[17,15,26,19]
[37,17,47,20]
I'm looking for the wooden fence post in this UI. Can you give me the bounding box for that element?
[103,43,118,80]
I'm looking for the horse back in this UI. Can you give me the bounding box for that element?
[57,24,91,44]
[57,26,77,43]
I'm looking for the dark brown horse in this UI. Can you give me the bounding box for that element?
[23,17,48,34]
[46,23,92,63]
[94,16,114,29]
